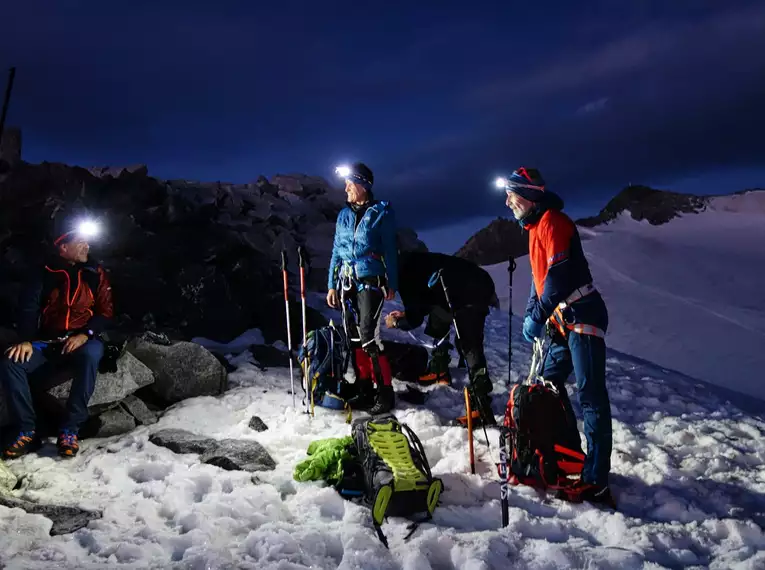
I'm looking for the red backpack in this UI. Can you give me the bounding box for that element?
[500,339,584,490]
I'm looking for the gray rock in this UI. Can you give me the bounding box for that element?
[120,394,159,425]
[47,351,155,410]
[148,429,212,455]
[0,496,102,536]
[91,406,137,438]
[127,339,228,404]
[149,429,275,472]
[248,416,268,432]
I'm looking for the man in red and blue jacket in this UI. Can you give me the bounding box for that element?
[2,222,113,459]
[502,167,613,506]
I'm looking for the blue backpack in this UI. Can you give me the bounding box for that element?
[297,325,350,410]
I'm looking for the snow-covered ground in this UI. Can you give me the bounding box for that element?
[1,288,764,569]
[489,198,765,403]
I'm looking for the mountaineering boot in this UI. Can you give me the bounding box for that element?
[368,351,395,415]
[3,431,43,459]
[57,430,80,458]
[347,348,376,410]
[347,381,376,410]
[456,369,496,427]
[369,385,395,415]
[418,343,452,386]
[557,479,616,509]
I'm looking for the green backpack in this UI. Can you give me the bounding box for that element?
[346,414,443,547]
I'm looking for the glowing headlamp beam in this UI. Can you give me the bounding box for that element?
[335,165,352,179]
[77,220,100,237]
[494,176,510,191]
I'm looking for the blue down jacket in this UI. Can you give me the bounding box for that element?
[327,200,399,291]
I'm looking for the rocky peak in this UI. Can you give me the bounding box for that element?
[576,185,709,227]
[455,217,528,265]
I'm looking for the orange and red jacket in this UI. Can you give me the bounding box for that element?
[17,259,114,341]
[521,192,607,334]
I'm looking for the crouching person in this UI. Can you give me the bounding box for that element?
[327,162,398,415]
[2,220,113,459]
[385,251,499,426]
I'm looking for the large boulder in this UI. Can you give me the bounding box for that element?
[0,350,155,431]
[127,336,228,405]
[46,351,154,412]
[149,429,276,472]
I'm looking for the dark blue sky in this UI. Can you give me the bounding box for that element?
[2,0,764,250]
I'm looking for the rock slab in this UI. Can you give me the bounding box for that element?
[0,496,101,536]
[149,429,276,472]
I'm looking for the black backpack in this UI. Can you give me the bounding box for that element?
[502,382,584,490]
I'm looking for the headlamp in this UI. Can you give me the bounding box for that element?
[335,165,352,179]
[494,176,510,191]
[77,220,100,238]
[54,218,101,246]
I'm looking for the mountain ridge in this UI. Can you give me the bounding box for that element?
[455,185,765,264]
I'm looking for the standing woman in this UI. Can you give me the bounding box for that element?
[327,162,398,414]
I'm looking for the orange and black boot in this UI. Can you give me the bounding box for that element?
[418,344,452,386]
[455,370,496,427]
[57,430,80,458]
[3,431,42,459]
[557,479,616,509]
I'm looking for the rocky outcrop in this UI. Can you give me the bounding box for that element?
[576,185,709,227]
[455,217,528,265]
[0,161,426,345]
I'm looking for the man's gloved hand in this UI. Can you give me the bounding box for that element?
[523,315,544,343]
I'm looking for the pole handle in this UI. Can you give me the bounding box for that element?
[281,250,288,271]
[297,246,306,268]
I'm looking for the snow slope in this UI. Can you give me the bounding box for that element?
[489,199,765,402]
[1,290,765,569]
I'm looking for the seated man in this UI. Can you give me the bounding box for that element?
[385,251,499,425]
[2,220,113,458]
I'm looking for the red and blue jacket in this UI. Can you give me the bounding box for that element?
[521,192,608,336]
[16,258,114,342]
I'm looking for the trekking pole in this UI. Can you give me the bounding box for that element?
[0,67,15,144]
[281,251,296,409]
[0,67,16,174]
[436,269,490,447]
[298,246,313,416]
[507,256,516,386]
[499,256,516,529]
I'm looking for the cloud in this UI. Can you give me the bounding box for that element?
[385,3,765,230]
[577,97,610,115]
[466,3,765,109]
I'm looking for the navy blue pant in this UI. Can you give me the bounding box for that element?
[542,331,612,486]
[1,340,103,433]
